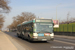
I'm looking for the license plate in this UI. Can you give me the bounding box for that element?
[42,39,47,41]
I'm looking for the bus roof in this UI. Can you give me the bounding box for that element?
[22,20,33,25]
[17,19,52,27]
[17,20,33,27]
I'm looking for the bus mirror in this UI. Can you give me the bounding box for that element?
[53,23,54,26]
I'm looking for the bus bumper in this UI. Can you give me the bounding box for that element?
[32,36,54,41]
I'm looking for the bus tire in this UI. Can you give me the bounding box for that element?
[28,35,31,41]
[20,34,24,39]
[17,33,20,37]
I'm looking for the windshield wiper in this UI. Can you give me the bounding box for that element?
[38,30,50,33]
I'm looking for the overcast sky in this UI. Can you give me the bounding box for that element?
[3,0,75,30]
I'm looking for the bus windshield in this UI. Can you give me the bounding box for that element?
[34,23,53,33]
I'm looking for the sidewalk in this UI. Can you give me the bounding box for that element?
[0,32,17,50]
[55,35,75,40]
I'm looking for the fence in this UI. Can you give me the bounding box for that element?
[54,23,75,32]
[54,23,75,36]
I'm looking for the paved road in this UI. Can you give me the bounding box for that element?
[4,32,75,50]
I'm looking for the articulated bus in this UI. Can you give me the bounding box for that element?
[17,19,54,41]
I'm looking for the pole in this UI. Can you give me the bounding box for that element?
[38,16,39,19]
[56,3,61,20]
[56,7,57,20]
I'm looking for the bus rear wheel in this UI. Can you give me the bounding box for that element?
[17,33,20,37]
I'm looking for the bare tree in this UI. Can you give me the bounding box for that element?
[0,0,11,29]
[0,0,11,13]
[60,12,75,24]
[7,12,36,29]
[0,14,5,29]
[21,12,35,21]
[72,17,75,22]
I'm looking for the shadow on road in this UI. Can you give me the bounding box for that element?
[17,36,49,43]
[5,32,50,43]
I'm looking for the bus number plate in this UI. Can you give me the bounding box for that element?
[42,39,47,41]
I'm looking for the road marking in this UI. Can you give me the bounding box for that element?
[54,40,75,46]
[55,38,75,42]
[55,36,75,40]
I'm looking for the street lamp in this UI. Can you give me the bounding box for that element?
[56,3,61,20]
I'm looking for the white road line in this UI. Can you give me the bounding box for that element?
[55,38,75,42]
[54,40,75,46]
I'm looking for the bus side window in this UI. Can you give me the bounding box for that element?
[24,25,26,33]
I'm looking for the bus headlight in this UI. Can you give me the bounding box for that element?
[50,33,54,36]
[33,33,38,36]
[33,36,38,38]
[50,33,54,38]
